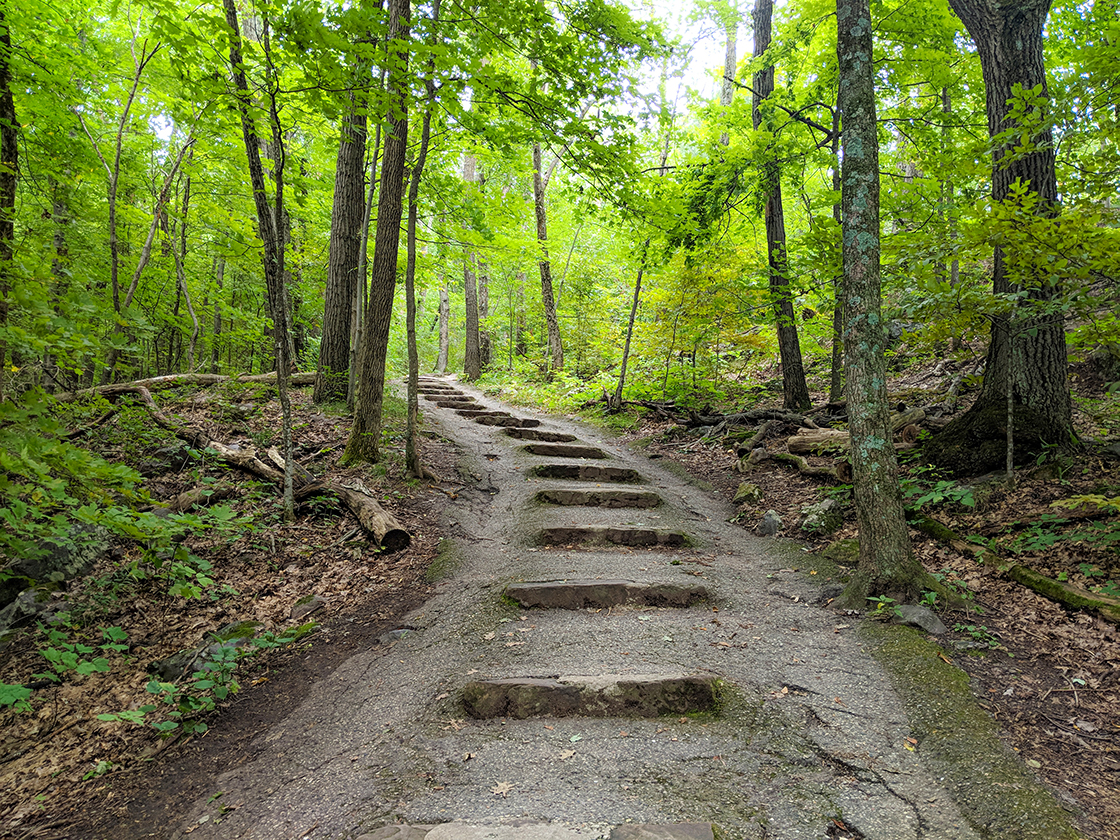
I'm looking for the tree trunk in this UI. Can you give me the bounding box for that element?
[210,256,224,374]
[837,0,925,605]
[344,0,409,465]
[173,166,199,371]
[828,107,844,404]
[223,0,294,520]
[0,6,16,403]
[348,73,385,410]
[718,3,736,146]
[477,256,491,370]
[317,91,367,403]
[753,0,810,412]
[933,0,1072,472]
[461,153,481,380]
[532,142,563,374]
[405,0,439,478]
[437,280,450,373]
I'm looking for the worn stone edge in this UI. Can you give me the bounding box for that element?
[861,622,1085,839]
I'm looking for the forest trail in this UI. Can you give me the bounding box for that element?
[164,378,1079,840]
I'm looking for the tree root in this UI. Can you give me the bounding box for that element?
[55,370,316,402]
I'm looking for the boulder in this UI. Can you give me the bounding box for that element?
[799,498,843,535]
[733,483,764,506]
[897,604,947,635]
[756,510,782,537]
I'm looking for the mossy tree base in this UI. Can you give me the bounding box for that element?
[926,401,1062,477]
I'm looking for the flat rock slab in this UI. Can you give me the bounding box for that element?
[426,825,597,840]
[611,826,714,840]
[358,827,437,840]
[531,464,642,483]
[436,399,480,408]
[502,428,578,443]
[461,673,718,719]
[538,527,688,548]
[475,415,542,428]
[506,580,708,609]
[418,388,459,395]
[534,488,662,509]
[457,409,512,418]
[523,443,608,459]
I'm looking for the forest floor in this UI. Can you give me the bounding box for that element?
[0,355,1118,839]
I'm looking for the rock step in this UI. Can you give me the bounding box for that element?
[534,488,661,509]
[523,443,608,459]
[461,673,719,719]
[530,464,642,482]
[456,409,511,418]
[537,527,688,547]
[475,415,542,428]
[418,385,459,392]
[506,579,708,609]
[435,399,480,408]
[501,428,577,442]
[359,824,714,840]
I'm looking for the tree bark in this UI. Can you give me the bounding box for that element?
[934,0,1072,469]
[753,0,811,412]
[828,107,844,403]
[317,91,367,403]
[837,0,925,604]
[0,6,16,403]
[344,0,409,464]
[532,141,563,374]
[210,256,224,374]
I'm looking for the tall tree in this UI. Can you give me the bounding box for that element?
[836,0,926,604]
[462,153,481,380]
[223,0,295,519]
[752,0,811,411]
[532,140,563,375]
[344,0,409,464]
[316,90,367,403]
[930,0,1073,473]
[0,3,16,402]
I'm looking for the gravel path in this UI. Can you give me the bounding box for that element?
[170,378,1081,840]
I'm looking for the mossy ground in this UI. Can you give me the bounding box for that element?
[863,622,1083,839]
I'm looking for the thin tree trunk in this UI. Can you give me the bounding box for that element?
[317,90,367,403]
[211,256,224,374]
[477,255,491,370]
[828,107,844,403]
[837,0,923,604]
[0,6,16,402]
[349,80,385,410]
[174,164,198,370]
[405,0,440,478]
[461,153,481,380]
[437,280,450,373]
[344,0,409,465]
[753,0,810,411]
[100,138,195,384]
[223,0,293,519]
[532,142,563,374]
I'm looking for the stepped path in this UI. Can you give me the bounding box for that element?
[173,378,1079,840]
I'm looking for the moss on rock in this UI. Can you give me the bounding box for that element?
[863,623,1083,839]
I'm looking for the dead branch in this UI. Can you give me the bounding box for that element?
[55,371,316,402]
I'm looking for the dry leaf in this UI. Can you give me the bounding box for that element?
[491,781,514,797]
[559,749,576,760]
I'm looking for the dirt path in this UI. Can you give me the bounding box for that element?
[121,379,1080,840]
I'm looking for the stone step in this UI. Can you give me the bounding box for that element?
[534,488,661,509]
[435,399,480,408]
[456,409,511,418]
[461,673,719,719]
[530,464,642,483]
[506,579,708,609]
[476,415,542,428]
[501,428,577,443]
[359,824,715,840]
[537,527,688,548]
[523,443,608,459]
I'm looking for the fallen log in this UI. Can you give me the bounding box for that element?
[787,408,925,454]
[770,451,846,480]
[910,514,1120,624]
[105,385,410,552]
[55,370,316,402]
